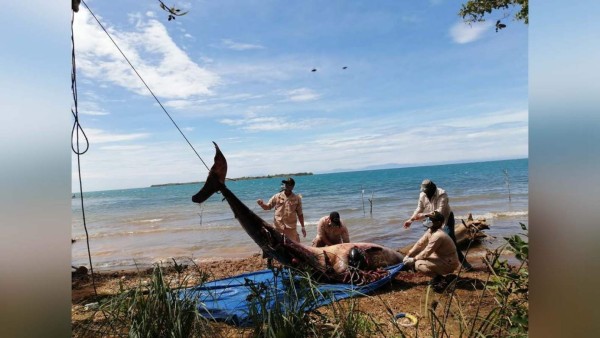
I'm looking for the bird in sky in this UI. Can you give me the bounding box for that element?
[311,68,317,72]
[342,66,347,69]
[495,20,506,32]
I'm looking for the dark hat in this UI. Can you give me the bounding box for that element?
[428,211,445,224]
[281,177,295,186]
[329,211,341,225]
[420,179,435,192]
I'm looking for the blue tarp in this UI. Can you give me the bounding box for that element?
[177,263,403,327]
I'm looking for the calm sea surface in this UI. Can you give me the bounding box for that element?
[72,159,528,271]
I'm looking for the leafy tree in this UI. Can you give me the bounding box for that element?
[460,0,528,25]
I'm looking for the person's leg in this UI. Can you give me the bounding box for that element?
[415,260,444,285]
[445,212,473,270]
[283,227,300,242]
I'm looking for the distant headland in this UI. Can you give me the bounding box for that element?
[150,172,313,187]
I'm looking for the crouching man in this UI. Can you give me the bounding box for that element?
[403,211,459,286]
[312,211,350,247]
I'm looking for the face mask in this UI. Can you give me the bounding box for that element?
[424,185,436,199]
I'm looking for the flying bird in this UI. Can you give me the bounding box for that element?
[311,68,317,72]
[495,20,506,32]
[342,66,348,69]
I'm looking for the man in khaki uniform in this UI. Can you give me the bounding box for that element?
[257,177,306,242]
[403,179,472,271]
[403,211,459,284]
[312,211,350,247]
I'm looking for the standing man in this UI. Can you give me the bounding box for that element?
[312,211,350,247]
[257,177,306,242]
[403,179,473,271]
[403,211,459,286]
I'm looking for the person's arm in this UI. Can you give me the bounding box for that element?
[415,232,441,260]
[297,197,306,237]
[315,218,332,245]
[298,213,306,237]
[257,194,276,210]
[404,194,426,228]
[341,224,350,243]
[407,232,428,257]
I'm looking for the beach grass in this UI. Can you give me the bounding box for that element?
[72,226,528,337]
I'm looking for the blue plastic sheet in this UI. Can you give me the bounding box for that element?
[177,263,403,327]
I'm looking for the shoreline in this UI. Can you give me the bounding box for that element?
[72,238,506,274]
[72,241,521,337]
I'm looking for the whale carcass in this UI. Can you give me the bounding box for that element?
[192,142,404,284]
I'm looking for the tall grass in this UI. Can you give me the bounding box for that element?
[73,224,528,337]
[73,261,215,337]
[419,223,529,338]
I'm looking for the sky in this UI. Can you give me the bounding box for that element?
[64,0,528,191]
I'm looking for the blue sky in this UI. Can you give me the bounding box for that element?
[65,0,527,191]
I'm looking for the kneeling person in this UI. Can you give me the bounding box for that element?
[312,212,350,247]
[403,211,459,282]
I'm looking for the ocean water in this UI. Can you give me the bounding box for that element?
[72,159,528,271]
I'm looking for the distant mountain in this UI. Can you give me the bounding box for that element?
[151,172,313,187]
[318,158,528,175]
[319,163,407,174]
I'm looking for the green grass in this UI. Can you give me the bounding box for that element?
[73,224,528,337]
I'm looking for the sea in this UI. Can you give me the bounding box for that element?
[72,158,528,271]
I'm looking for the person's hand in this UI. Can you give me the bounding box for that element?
[403,256,414,264]
[256,199,263,206]
[301,226,306,238]
[403,220,412,228]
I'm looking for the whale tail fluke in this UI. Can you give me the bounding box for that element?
[192,142,227,204]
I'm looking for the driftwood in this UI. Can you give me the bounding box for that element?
[399,213,489,254]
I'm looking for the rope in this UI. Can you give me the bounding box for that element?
[80,0,210,172]
[71,2,214,295]
[71,10,97,296]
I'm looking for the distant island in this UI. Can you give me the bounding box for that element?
[150,172,313,187]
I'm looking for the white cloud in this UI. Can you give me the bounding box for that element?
[443,109,528,129]
[73,10,220,99]
[285,88,320,102]
[79,110,110,116]
[220,39,265,51]
[450,21,491,44]
[219,114,331,132]
[100,145,147,151]
[81,128,150,144]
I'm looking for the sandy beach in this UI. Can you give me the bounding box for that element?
[72,242,522,337]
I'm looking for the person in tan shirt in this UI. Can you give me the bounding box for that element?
[403,211,459,282]
[257,177,306,242]
[403,179,472,271]
[312,211,350,247]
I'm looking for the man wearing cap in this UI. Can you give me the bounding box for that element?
[257,177,306,242]
[403,211,459,285]
[312,211,350,247]
[403,179,473,271]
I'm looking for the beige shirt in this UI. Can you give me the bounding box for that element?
[410,188,452,226]
[264,191,303,230]
[407,228,459,266]
[314,216,350,245]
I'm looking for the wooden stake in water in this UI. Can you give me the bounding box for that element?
[369,191,374,215]
[361,185,366,216]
